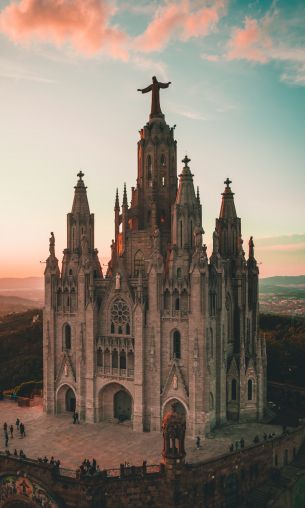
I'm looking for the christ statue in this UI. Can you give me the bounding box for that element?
[138,76,171,118]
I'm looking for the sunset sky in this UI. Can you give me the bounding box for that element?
[0,0,304,278]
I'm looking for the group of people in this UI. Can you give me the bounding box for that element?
[37,455,61,469]
[76,458,101,478]
[4,448,26,458]
[3,418,26,447]
[229,431,277,452]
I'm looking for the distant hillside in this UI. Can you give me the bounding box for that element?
[260,275,305,291]
[0,277,44,306]
[0,277,43,290]
[0,295,42,318]
[0,309,43,391]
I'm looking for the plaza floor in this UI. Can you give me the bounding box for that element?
[0,401,283,472]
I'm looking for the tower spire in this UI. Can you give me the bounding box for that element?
[219,177,237,219]
[72,171,90,215]
[122,183,128,207]
[115,188,120,210]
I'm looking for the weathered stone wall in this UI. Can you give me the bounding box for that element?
[1,426,304,508]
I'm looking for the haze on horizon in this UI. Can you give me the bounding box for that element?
[0,0,304,279]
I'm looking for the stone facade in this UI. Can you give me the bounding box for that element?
[43,79,267,436]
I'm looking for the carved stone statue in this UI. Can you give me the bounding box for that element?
[249,236,254,258]
[49,232,55,257]
[213,229,219,254]
[81,234,89,256]
[173,374,178,390]
[153,226,160,252]
[138,76,171,118]
[193,223,204,251]
[115,272,121,290]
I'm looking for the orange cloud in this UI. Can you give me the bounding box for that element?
[134,0,226,53]
[0,0,128,60]
[227,17,272,63]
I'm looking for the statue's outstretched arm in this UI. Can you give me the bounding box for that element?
[137,84,153,94]
[159,81,171,89]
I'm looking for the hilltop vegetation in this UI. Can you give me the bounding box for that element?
[260,314,305,387]
[0,309,43,391]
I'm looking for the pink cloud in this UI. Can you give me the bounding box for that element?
[134,0,226,53]
[0,0,128,60]
[227,17,272,63]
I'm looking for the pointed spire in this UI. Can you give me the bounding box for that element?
[196,186,200,204]
[176,155,196,205]
[114,188,120,210]
[122,182,128,207]
[72,171,90,215]
[219,177,237,219]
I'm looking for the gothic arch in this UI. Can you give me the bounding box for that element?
[162,397,189,417]
[97,382,133,422]
[134,249,145,277]
[56,383,76,413]
[62,323,71,350]
[171,329,181,359]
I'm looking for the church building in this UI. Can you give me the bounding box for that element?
[43,77,267,436]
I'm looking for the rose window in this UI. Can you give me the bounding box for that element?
[111,299,130,326]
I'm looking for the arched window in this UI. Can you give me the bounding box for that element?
[134,250,145,277]
[160,153,166,166]
[209,292,216,316]
[177,267,182,278]
[69,268,73,276]
[247,379,253,400]
[180,221,183,248]
[164,289,170,310]
[104,349,110,369]
[175,297,180,311]
[120,350,126,370]
[111,322,115,334]
[97,348,103,367]
[181,289,188,312]
[231,379,237,401]
[209,392,214,410]
[70,288,76,312]
[226,294,233,342]
[118,325,122,334]
[63,289,69,311]
[147,155,152,183]
[63,324,71,350]
[57,289,62,309]
[126,323,130,335]
[173,331,181,359]
[112,349,118,369]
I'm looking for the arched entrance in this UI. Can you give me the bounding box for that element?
[98,383,133,422]
[66,388,76,412]
[56,384,76,413]
[163,398,187,418]
[114,390,132,421]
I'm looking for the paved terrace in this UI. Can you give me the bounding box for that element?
[0,401,283,472]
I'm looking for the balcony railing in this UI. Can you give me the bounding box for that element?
[97,366,134,380]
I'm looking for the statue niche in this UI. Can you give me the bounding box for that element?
[162,402,186,464]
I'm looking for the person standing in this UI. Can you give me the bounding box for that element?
[9,425,13,439]
[196,436,201,449]
[16,418,20,430]
[4,431,9,448]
